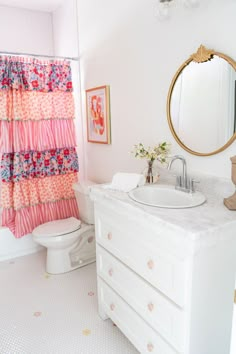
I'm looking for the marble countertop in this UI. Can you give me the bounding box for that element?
[90,173,236,241]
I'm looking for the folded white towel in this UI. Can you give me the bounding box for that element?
[106,172,145,192]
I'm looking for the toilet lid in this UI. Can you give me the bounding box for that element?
[32,217,81,237]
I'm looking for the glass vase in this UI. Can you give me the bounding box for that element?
[143,160,160,184]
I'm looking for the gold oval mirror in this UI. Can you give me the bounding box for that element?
[167,45,236,156]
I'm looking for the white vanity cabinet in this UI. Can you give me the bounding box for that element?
[91,187,236,354]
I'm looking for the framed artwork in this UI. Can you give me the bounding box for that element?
[86,85,111,144]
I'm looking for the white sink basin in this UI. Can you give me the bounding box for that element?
[128,184,206,209]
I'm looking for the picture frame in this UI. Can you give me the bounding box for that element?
[86,85,111,144]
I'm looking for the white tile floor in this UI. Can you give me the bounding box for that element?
[0,250,235,354]
[0,251,138,354]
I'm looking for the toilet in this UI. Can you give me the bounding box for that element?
[32,182,96,275]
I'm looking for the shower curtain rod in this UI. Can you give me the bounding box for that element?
[0,50,79,61]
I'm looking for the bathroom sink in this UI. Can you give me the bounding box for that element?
[128,184,206,209]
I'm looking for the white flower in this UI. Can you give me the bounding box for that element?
[131,142,171,163]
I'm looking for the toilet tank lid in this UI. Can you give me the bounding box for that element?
[32,217,81,237]
[73,181,96,195]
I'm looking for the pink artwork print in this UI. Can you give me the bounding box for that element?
[86,86,111,144]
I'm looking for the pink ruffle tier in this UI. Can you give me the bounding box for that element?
[1,173,78,210]
[2,197,79,238]
[0,91,75,121]
[0,120,77,153]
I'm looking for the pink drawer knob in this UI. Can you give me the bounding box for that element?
[107,232,112,240]
[108,268,113,277]
[148,303,154,312]
[87,236,94,243]
[110,303,115,311]
[147,259,154,269]
[147,343,154,352]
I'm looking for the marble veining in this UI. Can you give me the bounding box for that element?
[90,171,236,243]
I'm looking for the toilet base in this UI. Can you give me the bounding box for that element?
[46,225,96,275]
[46,250,96,274]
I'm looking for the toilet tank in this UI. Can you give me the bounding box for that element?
[73,181,95,224]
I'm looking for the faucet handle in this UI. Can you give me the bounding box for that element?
[189,178,200,193]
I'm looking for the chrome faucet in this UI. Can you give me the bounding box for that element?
[168,155,198,193]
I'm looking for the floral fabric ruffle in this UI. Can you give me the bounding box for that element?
[1,147,79,182]
[1,173,77,210]
[0,91,75,121]
[0,56,73,92]
[2,198,79,238]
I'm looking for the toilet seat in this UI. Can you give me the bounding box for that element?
[32,217,81,238]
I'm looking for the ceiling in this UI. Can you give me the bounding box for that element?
[0,0,65,12]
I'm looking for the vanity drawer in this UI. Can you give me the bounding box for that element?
[97,245,185,352]
[98,277,180,354]
[95,207,187,307]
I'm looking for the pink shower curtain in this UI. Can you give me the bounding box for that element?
[0,56,79,238]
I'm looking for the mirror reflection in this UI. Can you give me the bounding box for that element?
[168,46,236,156]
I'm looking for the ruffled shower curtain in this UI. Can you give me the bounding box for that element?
[0,56,79,238]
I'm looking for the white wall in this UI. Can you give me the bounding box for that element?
[0,5,54,260]
[77,0,236,182]
[0,6,53,54]
[52,0,85,181]
[52,0,78,57]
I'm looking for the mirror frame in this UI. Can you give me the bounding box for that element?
[167,45,236,156]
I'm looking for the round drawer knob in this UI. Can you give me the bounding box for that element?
[147,343,154,352]
[147,259,154,269]
[148,303,154,312]
[107,232,112,240]
[108,268,113,277]
[110,303,115,311]
[87,236,94,243]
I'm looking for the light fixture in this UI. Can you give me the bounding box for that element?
[184,0,199,8]
[155,0,172,20]
[155,0,200,21]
